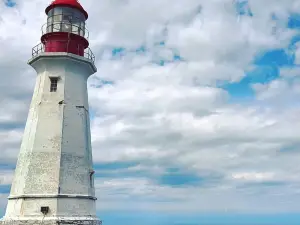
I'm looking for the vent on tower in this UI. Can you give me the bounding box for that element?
[41,206,49,215]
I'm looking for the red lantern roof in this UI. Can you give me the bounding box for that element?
[45,0,88,19]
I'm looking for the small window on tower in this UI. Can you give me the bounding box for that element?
[50,77,58,92]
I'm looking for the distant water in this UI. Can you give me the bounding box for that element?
[99,212,300,225]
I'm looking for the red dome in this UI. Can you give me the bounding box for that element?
[45,0,88,19]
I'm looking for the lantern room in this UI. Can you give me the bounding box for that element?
[38,0,92,58]
[46,6,86,36]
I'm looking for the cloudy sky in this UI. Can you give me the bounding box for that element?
[1,0,300,224]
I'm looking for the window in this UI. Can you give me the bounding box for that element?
[80,21,85,37]
[47,17,53,33]
[54,7,62,15]
[63,14,72,22]
[61,22,71,32]
[48,9,54,17]
[53,14,62,32]
[72,21,80,35]
[50,77,58,92]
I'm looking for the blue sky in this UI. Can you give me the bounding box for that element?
[1,0,300,225]
[4,0,16,7]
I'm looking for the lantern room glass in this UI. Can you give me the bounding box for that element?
[46,7,86,37]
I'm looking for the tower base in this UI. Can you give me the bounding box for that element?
[0,218,102,225]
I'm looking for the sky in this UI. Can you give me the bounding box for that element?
[1,0,300,224]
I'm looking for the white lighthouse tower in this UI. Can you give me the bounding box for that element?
[1,0,100,225]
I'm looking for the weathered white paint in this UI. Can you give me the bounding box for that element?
[1,53,100,225]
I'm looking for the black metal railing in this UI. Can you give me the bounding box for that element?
[84,47,95,63]
[32,42,95,63]
[32,43,45,57]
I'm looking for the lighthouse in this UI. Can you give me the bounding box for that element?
[1,0,100,225]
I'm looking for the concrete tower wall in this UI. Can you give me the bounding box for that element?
[3,53,98,223]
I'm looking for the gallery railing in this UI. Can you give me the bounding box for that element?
[32,42,95,63]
